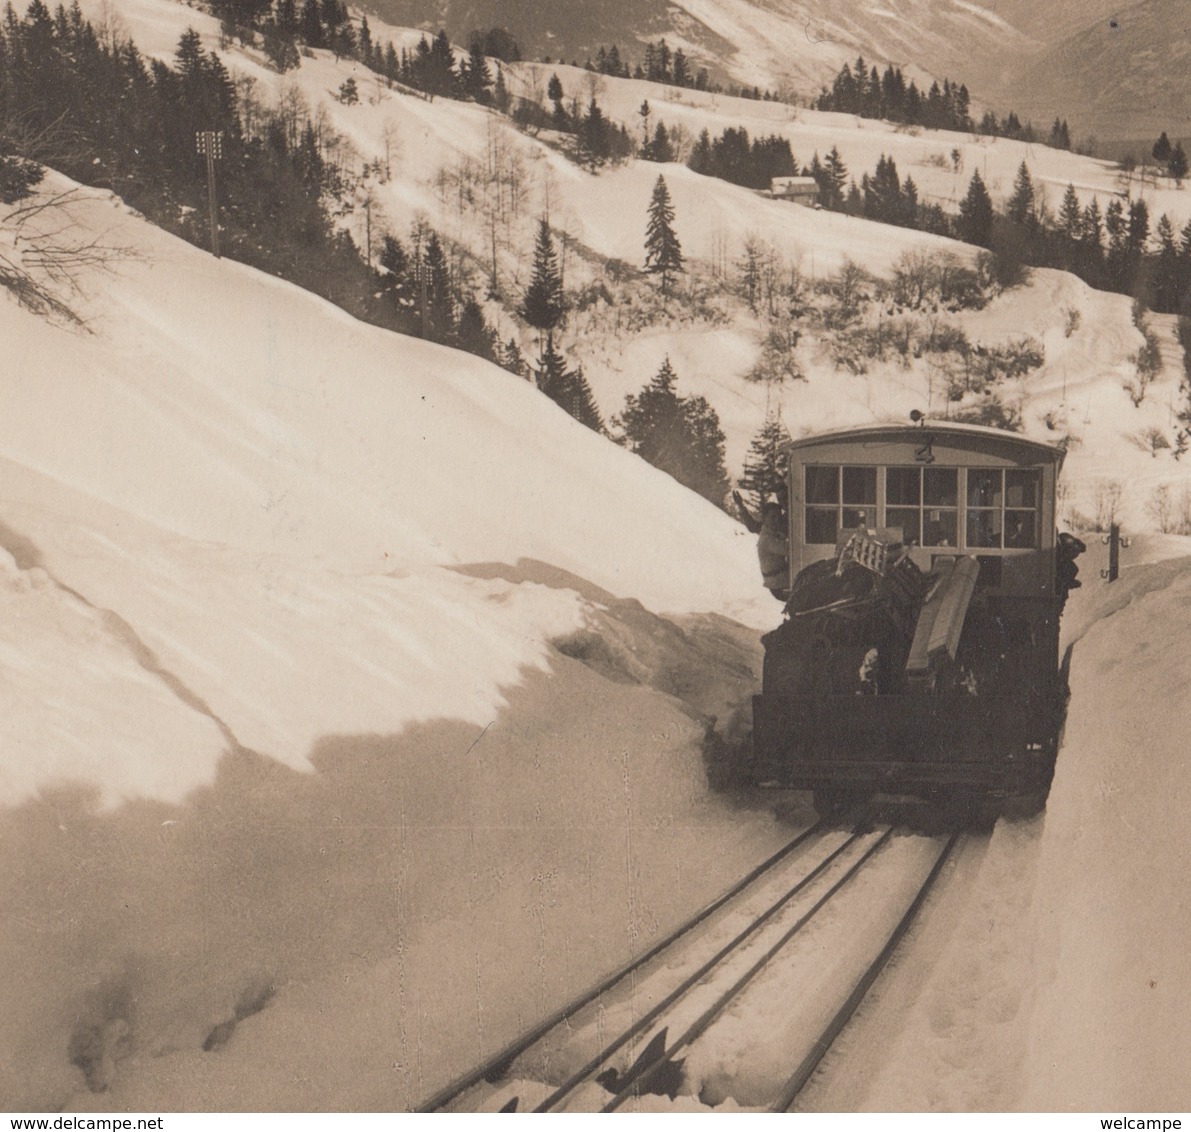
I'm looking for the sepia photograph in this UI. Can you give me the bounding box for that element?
[2,0,1189,1116]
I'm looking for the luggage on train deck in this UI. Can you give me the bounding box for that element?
[761,533,927,698]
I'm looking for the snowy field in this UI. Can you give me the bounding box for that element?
[2,0,1191,1113]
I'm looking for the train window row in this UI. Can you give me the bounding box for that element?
[802,465,1043,551]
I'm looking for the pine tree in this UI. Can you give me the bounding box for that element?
[520,218,565,344]
[534,335,569,395]
[614,357,729,506]
[492,66,510,112]
[1127,198,1150,254]
[1006,161,1035,226]
[644,121,674,162]
[688,128,712,174]
[671,47,690,87]
[638,98,652,149]
[1168,141,1189,182]
[824,146,847,209]
[738,411,791,511]
[1105,198,1127,260]
[1048,118,1071,150]
[377,235,413,311]
[422,230,454,342]
[558,365,605,432]
[535,339,603,432]
[461,38,492,102]
[1058,183,1082,242]
[863,154,902,224]
[500,337,530,378]
[958,170,994,248]
[1081,198,1104,256]
[1153,131,1172,164]
[577,98,610,169]
[457,298,497,360]
[424,29,456,97]
[643,175,684,298]
[299,0,323,47]
[1154,213,1180,311]
[547,71,566,128]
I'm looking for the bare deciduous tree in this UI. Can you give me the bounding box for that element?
[1,186,128,326]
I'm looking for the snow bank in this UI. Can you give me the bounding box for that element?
[1021,543,1191,1109]
[1,175,775,806]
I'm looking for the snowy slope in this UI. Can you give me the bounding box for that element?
[369,0,1038,96]
[1,172,775,810]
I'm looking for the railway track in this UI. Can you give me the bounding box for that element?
[416,812,960,1113]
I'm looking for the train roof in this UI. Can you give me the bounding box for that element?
[782,421,1066,467]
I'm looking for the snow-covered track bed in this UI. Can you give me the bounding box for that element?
[418,817,960,1112]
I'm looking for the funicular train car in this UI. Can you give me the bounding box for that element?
[748,419,1080,814]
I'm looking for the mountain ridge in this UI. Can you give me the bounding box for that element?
[989,0,1191,143]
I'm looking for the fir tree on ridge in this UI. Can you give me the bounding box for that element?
[614,357,728,506]
[535,338,603,433]
[958,171,994,249]
[1006,162,1036,228]
[520,218,566,348]
[644,175,684,299]
[738,410,792,512]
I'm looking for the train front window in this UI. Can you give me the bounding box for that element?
[967,509,1002,549]
[922,468,958,547]
[1006,469,1039,508]
[841,466,876,529]
[804,466,839,544]
[924,467,958,508]
[964,468,1041,550]
[842,467,877,506]
[803,465,876,543]
[1005,510,1037,548]
[800,455,1046,558]
[885,467,920,545]
[805,465,839,505]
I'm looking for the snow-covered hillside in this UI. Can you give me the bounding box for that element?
[1,171,796,1110]
[1,172,775,807]
[4,0,1191,1113]
[56,0,1191,535]
[370,0,1039,99]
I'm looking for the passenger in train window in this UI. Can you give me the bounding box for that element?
[1005,512,1036,548]
[924,510,955,546]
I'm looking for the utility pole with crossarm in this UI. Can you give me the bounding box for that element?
[195,130,223,258]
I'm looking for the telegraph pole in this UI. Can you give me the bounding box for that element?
[195,130,223,258]
[1101,523,1131,583]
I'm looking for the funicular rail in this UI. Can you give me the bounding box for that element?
[413,815,833,1113]
[417,807,964,1113]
